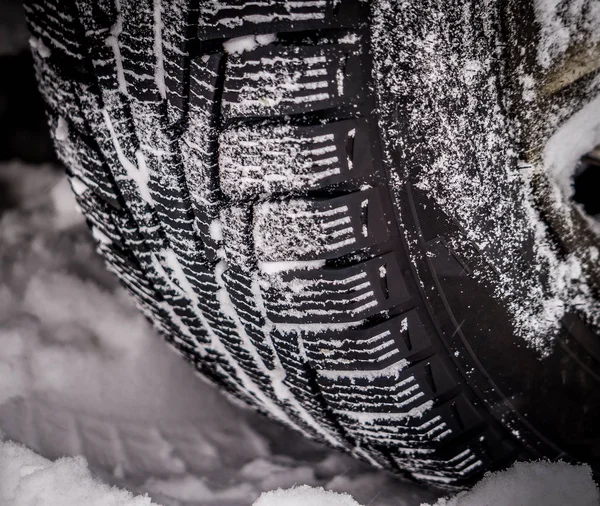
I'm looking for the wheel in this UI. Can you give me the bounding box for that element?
[24,0,600,486]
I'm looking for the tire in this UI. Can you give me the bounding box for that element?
[24,0,600,486]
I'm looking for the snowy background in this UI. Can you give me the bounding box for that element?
[0,2,599,505]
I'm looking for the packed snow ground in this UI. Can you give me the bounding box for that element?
[0,163,599,506]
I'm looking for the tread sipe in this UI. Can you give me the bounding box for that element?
[24,0,600,487]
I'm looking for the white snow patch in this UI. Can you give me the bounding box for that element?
[153,0,166,99]
[254,485,362,506]
[105,0,129,96]
[0,440,158,506]
[55,116,69,141]
[258,259,326,274]
[543,94,600,199]
[223,34,276,54]
[28,36,51,58]
[423,461,599,506]
[209,219,223,241]
[102,109,154,205]
[50,177,84,229]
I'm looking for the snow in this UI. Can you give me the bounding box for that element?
[534,0,600,69]
[28,36,51,58]
[543,94,600,201]
[223,34,277,54]
[153,0,167,100]
[370,0,600,352]
[254,485,361,506]
[424,461,599,506]
[2,435,597,506]
[0,440,158,506]
[9,161,591,505]
[54,117,69,142]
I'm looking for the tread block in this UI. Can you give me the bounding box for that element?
[24,0,84,62]
[119,0,162,102]
[50,116,122,207]
[254,188,389,262]
[301,310,434,372]
[197,0,364,40]
[162,0,198,124]
[74,0,117,36]
[315,360,455,451]
[260,252,410,324]
[222,44,364,119]
[31,54,88,134]
[316,356,454,416]
[127,101,206,266]
[73,186,125,247]
[180,53,223,258]
[219,119,374,200]
[391,446,484,483]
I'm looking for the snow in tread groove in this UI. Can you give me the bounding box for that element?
[198,0,327,30]
[222,47,351,117]
[219,124,345,201]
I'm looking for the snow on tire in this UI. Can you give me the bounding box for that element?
[24,0,600,486]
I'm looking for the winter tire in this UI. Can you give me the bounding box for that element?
[25,0,600,486]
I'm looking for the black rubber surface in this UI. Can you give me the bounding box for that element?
[24,0,600,487]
